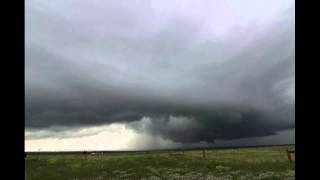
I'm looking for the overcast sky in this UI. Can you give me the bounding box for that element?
[25,0,295,151]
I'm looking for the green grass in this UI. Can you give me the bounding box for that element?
[25,145,295,180]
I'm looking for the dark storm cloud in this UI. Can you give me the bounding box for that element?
[26,0,294,144]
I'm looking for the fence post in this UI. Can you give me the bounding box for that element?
[202,148,206,158]
[286,148,293,162]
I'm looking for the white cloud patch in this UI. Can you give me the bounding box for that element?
[25,123,182,151]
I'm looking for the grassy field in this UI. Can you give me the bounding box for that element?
[25,145,295,180]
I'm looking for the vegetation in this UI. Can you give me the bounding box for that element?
[25,145,295,180]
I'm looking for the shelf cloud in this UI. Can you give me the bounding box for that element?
[25,0,294,148]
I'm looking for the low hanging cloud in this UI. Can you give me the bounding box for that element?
[25,0,294,145]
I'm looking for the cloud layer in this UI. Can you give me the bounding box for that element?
[26,0,295,145]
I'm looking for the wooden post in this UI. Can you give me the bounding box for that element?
[286,148,291,162]
[202,148,206,158]
[286,148,295,162]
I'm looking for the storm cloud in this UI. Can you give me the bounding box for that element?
[26,0,294,145]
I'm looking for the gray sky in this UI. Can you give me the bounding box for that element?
[25,0,295,151]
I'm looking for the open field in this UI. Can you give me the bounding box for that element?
[25,145,295,180]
